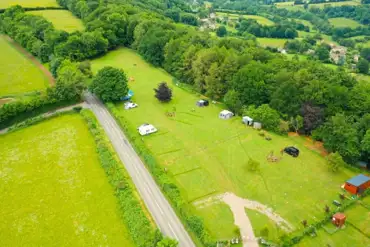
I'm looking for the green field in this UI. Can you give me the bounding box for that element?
[329,18,362,28]
[29,10,84,32]
[91,48,361,241]
[257,37,288,48]
[275,1,359,10]
[0,114,135,246]
[0,35,49,97]
[0,0,58,8]
[216,12,274,26]
[245,208,281,242]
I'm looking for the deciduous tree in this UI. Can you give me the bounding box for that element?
[154,82,172,102]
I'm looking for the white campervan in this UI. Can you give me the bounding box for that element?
[137,124,157,136]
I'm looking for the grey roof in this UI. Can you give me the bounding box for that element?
[346,174,370,187]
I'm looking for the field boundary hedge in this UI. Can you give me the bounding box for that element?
[80,109,162,247]
[0,6,65,13]
[106,103,215,247]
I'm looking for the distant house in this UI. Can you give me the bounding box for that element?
[330,46,347,65]
[210,13,216,19]
[344,174,370,194]
[242,116,253,126]
[353,54,360,63]
[137,124,157,136]
[219,110,234,119]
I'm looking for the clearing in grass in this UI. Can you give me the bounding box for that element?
[28,10,84,33]
[257,37,288,48]
[216,12,274,26]
[0,0,58,8]
[329,18,362,28]
[0,35,49,97]
[90,48,362,243]
[0,114,135,247]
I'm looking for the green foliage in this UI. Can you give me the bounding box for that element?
[223,90,242,114]
[289,115,303,133]
[156,237,178,247]
[357,58,369,74]
[244,104,281,133]
[326,152,346,172]
[90,67,129,102]
[216,25,227,37]
[154,82,173,102]
[247,158,260,172]
[260,226,270,238]
[80,110,160,247]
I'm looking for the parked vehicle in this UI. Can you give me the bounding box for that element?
[124,102,138,110]
[284,146,299,157]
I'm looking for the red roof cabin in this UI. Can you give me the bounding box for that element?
[344,174,370,195]
[332,213,346,228]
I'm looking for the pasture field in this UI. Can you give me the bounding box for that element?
[216,12,274,26]
[29,10,84,32]
[275,1,359,10]
[0,0,58,9]
[257,37,288,48]
[91,48,361,242]
[0,35,49,97]
[329,17,362,28]
[0,114,135,247]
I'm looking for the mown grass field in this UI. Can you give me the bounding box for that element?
[0,0,58,8]
[275,1,359,10]
[245,208,281,242]
[329,17,362,28]
[257,37,288,48]
[0,114,135,247]
[29,10,84,32]
[216,12,274,26]
[91,48,363,242]
[0,35,49,97]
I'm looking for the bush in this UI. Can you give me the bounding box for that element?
[72,106,82,112]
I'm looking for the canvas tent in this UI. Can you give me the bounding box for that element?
[219,110,234,119]
[121,89,134,101]
[137,124,157,136]
[242,116,253,125]
[253,122,262,129]
[196,99,209,107]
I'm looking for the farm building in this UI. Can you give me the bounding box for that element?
[137,124,157,136]
[332,212,346,228]
[344,174,370,195]
[219,110,234,119]
[242,116,253,126]
[196,99,209,107]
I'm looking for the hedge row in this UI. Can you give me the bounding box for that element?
[0,95,78,129]
[106,103,216,247]
[0,6,65,13]
[80,109,162,247]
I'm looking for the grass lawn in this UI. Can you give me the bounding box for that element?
[297,224,369,247]
[245,208,281,242]
[0,0,58,8]
[292,19,314,30]
[257,38,288,48]
[329,18,362,28]
[216,12,274,26]
[346,203,370,236]
[91,48,359,242]
[0,114,135,247]
[275,1,359,10]
[0,35,49,97]
[320,34,339,45]
[28,10,84,33]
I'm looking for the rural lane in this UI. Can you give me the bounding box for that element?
[84,93,196,247]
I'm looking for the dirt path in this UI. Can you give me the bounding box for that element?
[0,103,87,135]
[2,35,55,85]
[194,192,294,247]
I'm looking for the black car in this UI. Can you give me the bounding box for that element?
[284,146,299,157]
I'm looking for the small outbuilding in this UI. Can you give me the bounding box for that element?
[344,174,370,195]
[242,116,253,126]
[196,99,209,107]
[137,123,157,136]
[219,110,234,119]
[253,122,262,130]
[332,212,346,228]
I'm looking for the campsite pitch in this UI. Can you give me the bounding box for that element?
[0,114,135,247]
[0,35,49,97]
[91,48,359,242]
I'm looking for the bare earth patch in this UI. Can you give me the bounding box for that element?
[194,192,294,247]
[0,98,13,106]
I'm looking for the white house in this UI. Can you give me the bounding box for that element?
[242,116,253,126]
[137,124,157,136]
[219,110,234,119]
